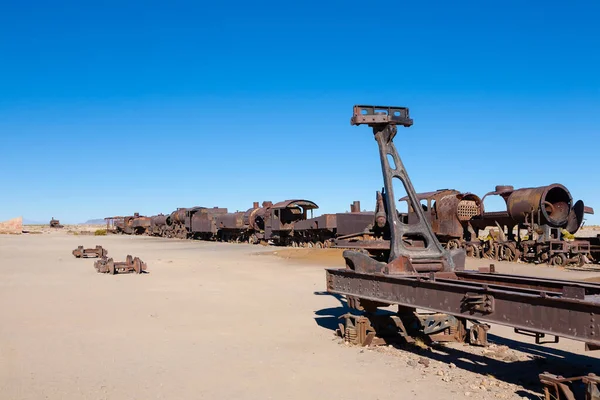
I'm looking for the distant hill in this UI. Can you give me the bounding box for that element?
[81,219,105,225]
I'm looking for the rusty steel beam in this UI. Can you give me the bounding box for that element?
[326,267,600,347]
[72,245,107,258]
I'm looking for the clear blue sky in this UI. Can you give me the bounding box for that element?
[1,1,599,224]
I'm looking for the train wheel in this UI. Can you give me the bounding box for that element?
[446,240,460,250]
[465,244,480,259]
[307,242,314,248]
[291,241,298,248]
[324,240,332,248]
[503,244,517,262]
[483,244,495,260]
[133,258,141,274]
[108,259,115,275]
[248,234,258,245]
[315,241,323,249]
[551,253,567,267]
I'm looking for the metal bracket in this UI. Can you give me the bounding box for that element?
[514,328,560,345]
[469,322,490,346]
[420,314,458,335]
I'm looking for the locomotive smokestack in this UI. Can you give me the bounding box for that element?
[350,201,361,213]
[253,202,259,209]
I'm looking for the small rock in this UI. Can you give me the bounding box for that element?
[442,376,452,383]
[407,360,417,367]
[418,357,430,367]
[437,370,444,376]
[359,350,364,353]
[464,392,472,397]
[449,363,456,369]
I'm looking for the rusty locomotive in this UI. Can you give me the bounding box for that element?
[334,183,598,266]
[118,200,375,248]
[114,186,598,266]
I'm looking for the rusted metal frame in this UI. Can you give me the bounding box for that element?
[453,271,600,295]
[326,268,600,347]
[374,124,453,266]
[539,372,600,400]
[350,105,459,271]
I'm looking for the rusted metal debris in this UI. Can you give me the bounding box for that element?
[324,105,600,399]
[72,245,107,258]
[94,255,147,275]
[49,218,63,228]
[539,372,600,399]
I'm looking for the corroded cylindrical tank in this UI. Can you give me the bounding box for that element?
[168,208,187,225]
[505,184,572,227]
[151,214,167,228]
[244,206,266,231]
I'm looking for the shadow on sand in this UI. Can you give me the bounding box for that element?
[313,291,600,399]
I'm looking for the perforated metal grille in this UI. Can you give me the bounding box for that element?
[457,200,479,221]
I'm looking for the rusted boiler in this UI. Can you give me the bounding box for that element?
[149,214,168,236]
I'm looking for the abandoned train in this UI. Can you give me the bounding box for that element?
[115,200,375,248]
[110,182,599,266]
[334,183,599,266]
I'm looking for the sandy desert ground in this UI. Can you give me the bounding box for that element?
[2,231,600,399]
